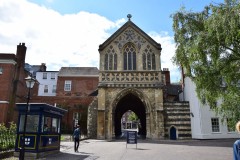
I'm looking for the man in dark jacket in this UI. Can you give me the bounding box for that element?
[73,124,81,152]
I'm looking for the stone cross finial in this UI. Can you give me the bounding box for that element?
[127,14,132,21]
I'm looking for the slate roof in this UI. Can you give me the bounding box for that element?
[89,89,98,96]
[165,84,182,96]
[24,63,45,77]
[58,67,99,77]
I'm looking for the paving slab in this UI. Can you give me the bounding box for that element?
[3,139,237,160]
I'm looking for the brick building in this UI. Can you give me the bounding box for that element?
[55,67,99,133]
[0,43,38,124]
[0,44,99,135]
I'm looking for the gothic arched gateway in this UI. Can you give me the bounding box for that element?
[87,16,192,140]
[112,88,148,138]
[95,16,165,140]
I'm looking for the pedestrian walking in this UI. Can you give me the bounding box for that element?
[233,121,240,160]
[73,124,81,152]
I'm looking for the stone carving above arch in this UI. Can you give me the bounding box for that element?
[114,27,146,51]
[111,87,151,113]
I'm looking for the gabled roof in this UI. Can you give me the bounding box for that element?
[99,19,162,51]
[58,67,99,77]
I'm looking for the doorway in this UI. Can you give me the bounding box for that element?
[114,93,146,139]
[170,126,177,140]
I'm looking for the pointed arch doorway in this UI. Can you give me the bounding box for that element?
[114,93,146,139]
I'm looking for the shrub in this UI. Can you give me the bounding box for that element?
[0,122,17,151]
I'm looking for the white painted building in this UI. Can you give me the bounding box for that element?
[36,71,58,96]
[180,77,239,139]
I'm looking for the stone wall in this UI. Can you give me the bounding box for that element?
[87,97,98,138]
[164,102,192,139]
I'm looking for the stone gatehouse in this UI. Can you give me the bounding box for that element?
[87,15,191,140]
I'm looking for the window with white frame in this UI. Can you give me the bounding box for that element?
[52,85,56,93]
[73,112,80,120]
[51,73,55,79]
[64,80,71,91]
[44,85,48,93]
[211,118,220,132]
[43,73,47,79]
[0,67,3,74]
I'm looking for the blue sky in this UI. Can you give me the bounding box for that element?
[0,0,224,82]
[28,0,223,35]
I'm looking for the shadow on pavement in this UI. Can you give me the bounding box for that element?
[43,152,96,160]
[114,138,238,148]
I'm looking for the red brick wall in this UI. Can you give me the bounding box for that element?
[56,76,98,97]
[0,43,30,124]
[28,75,98,132]
[0,103,9,123]
[162,70,171,85]
[0,63,15,101]
[30,94,95,132]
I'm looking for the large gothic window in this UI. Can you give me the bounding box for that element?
[123,43,136,70]
[142,45,156,70]
[104,45,117,70]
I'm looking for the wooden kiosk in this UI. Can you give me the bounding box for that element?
[14,103,67,159]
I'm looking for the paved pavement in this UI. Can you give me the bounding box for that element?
[4,138,237,160]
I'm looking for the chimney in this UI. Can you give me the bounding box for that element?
[162,68,170,85]
[40,63,47,71]
[16,43,27,67]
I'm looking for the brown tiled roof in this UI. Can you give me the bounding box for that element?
[58,67,99,77]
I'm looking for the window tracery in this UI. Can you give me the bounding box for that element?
[104,45,117,70]
[142,45,156,70]
[123,43,136,70]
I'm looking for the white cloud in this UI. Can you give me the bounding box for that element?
[149,31,181,83]
[0,0,180,82]
[0,0,122,71]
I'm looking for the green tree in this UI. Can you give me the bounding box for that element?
[128,112,138,121]
[172,0,240,127]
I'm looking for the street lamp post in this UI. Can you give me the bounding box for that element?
[19,75,36,160]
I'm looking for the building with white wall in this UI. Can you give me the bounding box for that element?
[181,77,239,139]
[36,71,58,96]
